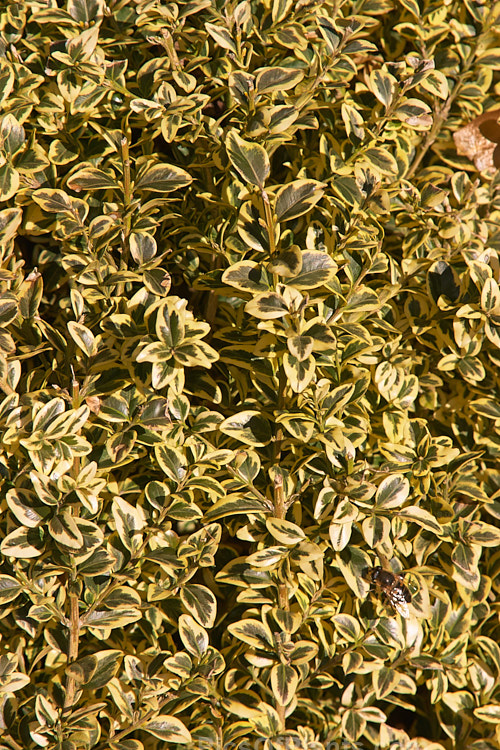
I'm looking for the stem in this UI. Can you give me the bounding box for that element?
[70,366,79,409]
[121,137,132,207]
[273,369,288,730]
[210,701,224,750]
[93,696,172,750]
[70,367,81,479]
[273,368,287,520]
[3,738,24,750]
[161,28,181,70]
[63,585,80,714]
[225,462,274,510]
[405,92,455,181]
[274,472,286,523]
[261,189,277,258]
[120,136,132,265]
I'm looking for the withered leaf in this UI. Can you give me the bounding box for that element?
[453,109,500,170]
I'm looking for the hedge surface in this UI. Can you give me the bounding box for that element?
[0,1,500,749]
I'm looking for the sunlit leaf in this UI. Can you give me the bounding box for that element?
[275,179,325,222]
[226,130,270,189]
[135,163,193,192]
[144,715,192,743]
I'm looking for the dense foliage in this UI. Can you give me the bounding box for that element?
[1,0,500,748]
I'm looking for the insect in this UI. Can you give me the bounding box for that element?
[366,566,412,618]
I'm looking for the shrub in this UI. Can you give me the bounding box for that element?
[1,1,500,749]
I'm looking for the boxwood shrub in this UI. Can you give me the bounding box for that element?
[0,1,500,749]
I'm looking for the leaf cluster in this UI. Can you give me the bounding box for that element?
[0,1,500,749]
